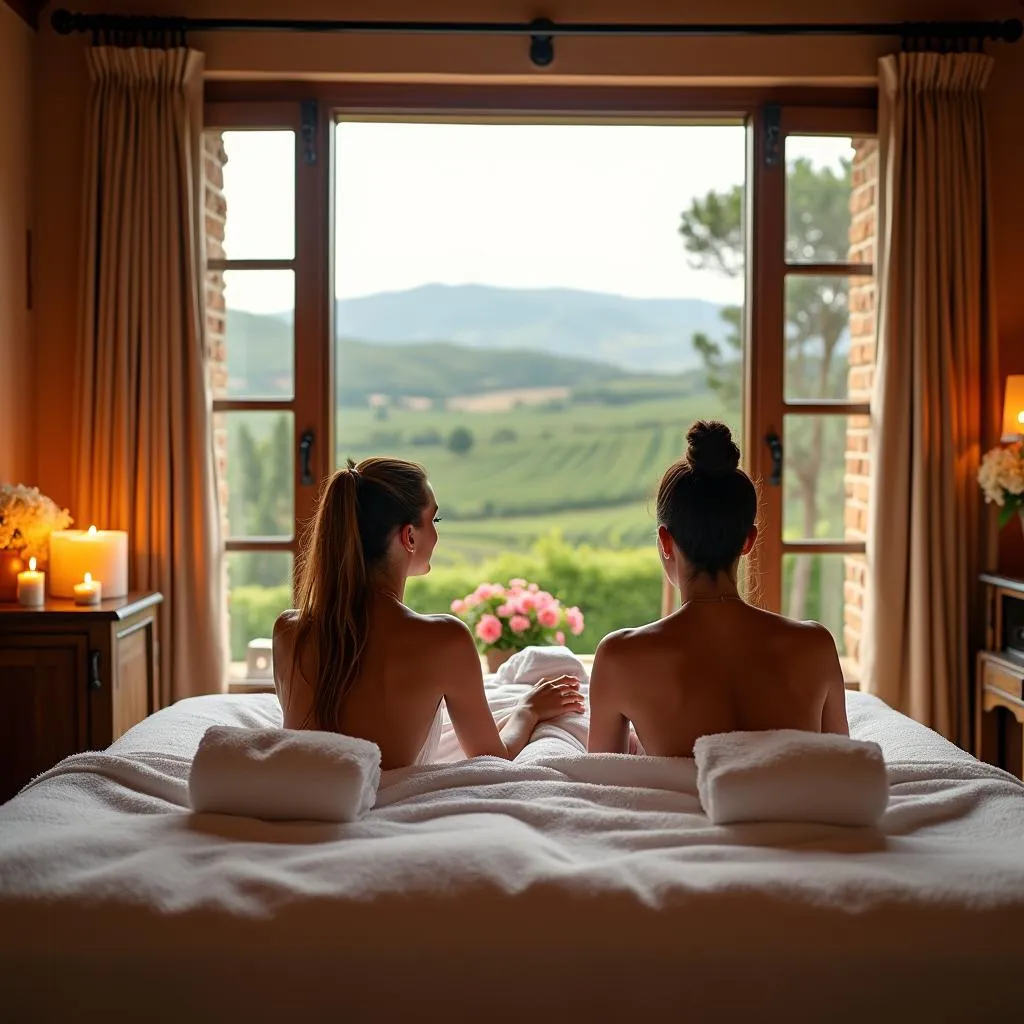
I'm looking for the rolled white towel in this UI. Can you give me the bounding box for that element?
[693,729,888,827]
[189,726,381,823]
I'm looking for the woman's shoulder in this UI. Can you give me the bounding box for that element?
[406,609,475,645]
[273,608,300,644]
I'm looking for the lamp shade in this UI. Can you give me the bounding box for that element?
[1003,375,1024,442]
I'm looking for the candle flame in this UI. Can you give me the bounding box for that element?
[84,572,92,585]
[28,557,36,571]
[87,525,98,536]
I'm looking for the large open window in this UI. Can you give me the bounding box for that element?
[333,117,747,654]
[205,89,875,682]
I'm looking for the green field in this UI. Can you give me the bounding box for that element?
[338,392,733,526]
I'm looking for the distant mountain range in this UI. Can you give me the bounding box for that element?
[334,284,727,373]
[224,283,729,398]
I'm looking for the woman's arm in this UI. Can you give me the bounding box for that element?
[440,620,583,759]
[815,624,850,736]
[587,635,631,754]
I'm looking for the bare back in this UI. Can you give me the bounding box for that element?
[587,600,849,757]
[274,597,467,770]
[273,595,576,769]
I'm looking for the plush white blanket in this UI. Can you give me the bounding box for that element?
[1,683,1023,1023]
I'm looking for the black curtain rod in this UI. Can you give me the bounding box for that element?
[50,10,1023,67]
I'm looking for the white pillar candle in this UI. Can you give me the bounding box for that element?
[17,558,46,607]
[73,572,103,606]
[49,526,129,599]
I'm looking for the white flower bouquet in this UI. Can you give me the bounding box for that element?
[978,441,1024,529]
[0,484,73,563]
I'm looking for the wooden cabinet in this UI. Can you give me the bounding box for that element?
[976,574,1024,780]
[0,592,163,802]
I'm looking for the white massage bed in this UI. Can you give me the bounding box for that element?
[1,682,1023,1023]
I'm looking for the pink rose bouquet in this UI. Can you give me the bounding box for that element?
[450,578,585,658]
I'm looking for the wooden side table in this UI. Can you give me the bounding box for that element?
[976,574,1024,780]
[0,592,163,802]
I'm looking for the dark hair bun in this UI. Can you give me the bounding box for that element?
[686,420,740,476]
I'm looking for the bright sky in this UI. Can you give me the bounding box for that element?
[219,123,852,314]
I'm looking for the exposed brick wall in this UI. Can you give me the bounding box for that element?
[203,133,229,523]
[204,133,230,664]
[843,138,878,669]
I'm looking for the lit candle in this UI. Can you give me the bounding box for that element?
[17,557,46,608]
[73,572,102,606]
[49,525,128,598]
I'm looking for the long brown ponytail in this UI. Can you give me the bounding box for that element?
[292,457,429,731]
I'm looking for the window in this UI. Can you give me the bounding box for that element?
[204,89,875,681]
[204,103,328,682]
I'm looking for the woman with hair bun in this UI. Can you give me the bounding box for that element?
[274,457,583,769]
[587,421,848,756]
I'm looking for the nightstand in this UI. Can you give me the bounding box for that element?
[976,574,1024,780]
[0,592,163,802]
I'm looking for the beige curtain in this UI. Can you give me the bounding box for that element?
[862,52,998,745]
[73,46,225,702]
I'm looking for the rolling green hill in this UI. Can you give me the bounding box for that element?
[335,338,623,403]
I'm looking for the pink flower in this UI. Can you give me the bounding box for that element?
[464,593,481,609]
[555,631,566,645]
[509,578,527,589]
[528,583,539,593]
[450,598,467,614]
[566,606,585,636]
[496,602,515,618]
[535,591,556,608]
[475,615,503,645]
[509,615,531,634]
[537,605,559,629]
[475,583,503,600]
[518,593,538,613]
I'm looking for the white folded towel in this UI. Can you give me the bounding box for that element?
[491,645,589,688]
[693,729,889,827]
[189,726,381,823]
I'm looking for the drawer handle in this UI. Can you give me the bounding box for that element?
[88,649,102,691]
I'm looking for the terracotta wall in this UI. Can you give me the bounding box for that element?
[0,5,34,485]
[26,0,1024,572]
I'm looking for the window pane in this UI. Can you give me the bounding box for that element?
[784,273,860,400]
[782,414,861,542]
[208,269,294,400]
[782,553,860,659]
[218,411,294,539]
[227,550,292,674]
[219,130,295,260]
[786,136,869,265]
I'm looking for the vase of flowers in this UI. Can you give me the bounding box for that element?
[450,577,585,673]
[0,484,73,601]
[978,441,1024,538]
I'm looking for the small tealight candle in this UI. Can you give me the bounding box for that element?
[73,572,102,606]
[17,557,46,608]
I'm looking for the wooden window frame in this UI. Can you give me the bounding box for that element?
[204,83,875,622]
[204,101,332,589]
[747,105,877,612]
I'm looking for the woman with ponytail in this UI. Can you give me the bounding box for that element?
[273,457,583,769]
[588,421,848,757]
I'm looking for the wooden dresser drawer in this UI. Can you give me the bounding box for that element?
[981,657,1024,700]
